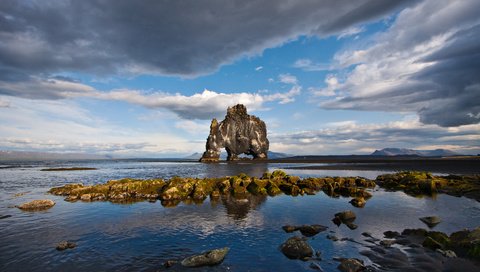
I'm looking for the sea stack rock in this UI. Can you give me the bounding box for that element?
[200,104,269,162]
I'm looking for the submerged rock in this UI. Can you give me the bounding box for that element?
[337,258,365,272]
[56,241,76,251]
[200,104,269,162]
[333,210,357,229]
[17,199,55,211]
[419,216,441,228]
[181,247,229,267]
[282,225,328,237]
[349,197,366,208]
[0,215,12,219]
[280,236,314,260]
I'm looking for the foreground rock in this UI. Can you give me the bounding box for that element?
[333,211,358,230]
[282,224,328,237]
[17,199,55,211]
[49,170,376,207]
[337,258,365,272]
[56,241,76,251]
[280,236,314,260]
[180,247,229,267]
[200,104,269,162]
[376,171,480,201]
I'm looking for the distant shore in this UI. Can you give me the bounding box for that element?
[268,156,480,175]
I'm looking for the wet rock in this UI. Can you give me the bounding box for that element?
[0,215,12,219]
[345,223,358,230]
[419,216,441,228]
[361,232,373,238]
[349,197,366,208]
[337,258,365,272]
[376,171,480,201]
[282,225,299,233]
[436,249,457,258]
[17,199,55,211]
[163,260,177,268]
[280,236,314,260]
[298,225,328,237]
[333,211,357,229]
[335,211,356,222]
[449,227,480,259]
[283,225,328,236]
[181,247,229,267]
[380,240,395,247]
[200,104,269,162]
[56,241,76,251]
[327,234,339,241]
[309,262,324,271]
[383,231,400,239]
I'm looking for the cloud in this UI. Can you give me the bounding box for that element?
[309,74,339,96]
[175,120,210,135]
[0,98,10,107]
[321,0,480,127]
[0,97,203,156]
[337,26,366,39]
[278,73,298,85]
[93,88,302,119]
[293,59,330,71]
[270,118,480,155]
[264,85,301,104]
[0,0,414,81]
[255,66,263,71]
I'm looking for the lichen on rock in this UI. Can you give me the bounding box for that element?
[200,104,269,162]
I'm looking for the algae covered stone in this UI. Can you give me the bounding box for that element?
[280,236,314,260]
[181,247,229,267]
[17,199,55,211]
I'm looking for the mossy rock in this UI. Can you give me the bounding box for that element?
[247,178,268,195]
[49,183,84,195]
[266,182,282,196]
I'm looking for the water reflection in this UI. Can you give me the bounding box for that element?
[219,194,267,220]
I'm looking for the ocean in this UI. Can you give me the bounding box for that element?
[1,160,479,271]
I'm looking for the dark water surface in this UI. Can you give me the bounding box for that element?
[0,160,479,271]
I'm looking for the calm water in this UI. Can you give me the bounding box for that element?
[0,160,479,271]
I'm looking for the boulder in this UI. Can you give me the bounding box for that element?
[280,236,314,260]
[298,225,328,237]
[56,241,76,251]
[337,258,366,272]
[17,199,55,211]
[200,104,269,162]
[181,247,229,267]
[349,197,366,208]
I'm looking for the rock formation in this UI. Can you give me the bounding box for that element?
[200,104,269,162]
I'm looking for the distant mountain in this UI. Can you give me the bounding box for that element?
[0,150,113,161]
[371,148,458,157]
[184,151,292,160]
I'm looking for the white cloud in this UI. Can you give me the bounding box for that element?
[322,0,480,127]
[255,66,263,71]
[270,118,480,155]
[0,98,10,108]
[264,85,301,104]
[0,97,203,156]
[293,59,330,71]
[278,73,298,85]
[310,74,339,97]
[337,26,366,39]
[175,120,210,135]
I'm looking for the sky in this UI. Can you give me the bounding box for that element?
[0,0,479,157]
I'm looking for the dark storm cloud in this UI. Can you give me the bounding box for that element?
[0,0,413,80]
[322,0,480,127]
